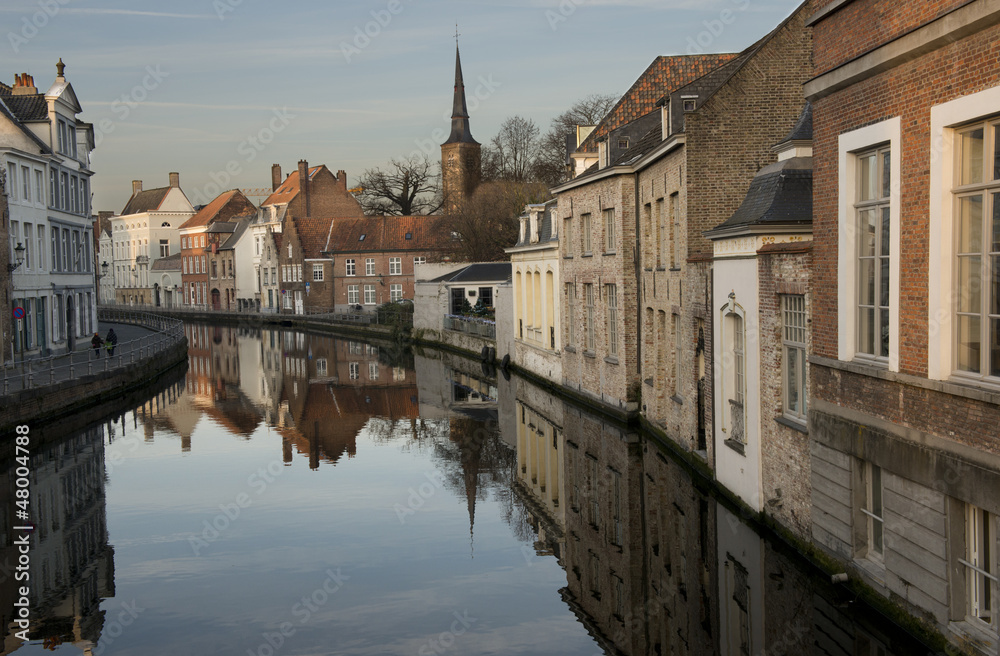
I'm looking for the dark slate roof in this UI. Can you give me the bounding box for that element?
[1,94,48,121]
[0,96,50,154]
[151,253,181,270]
[430,263,511,284]
[121,187,170,215]
[777,102,812,145]
[443,45,478,145]
[578,54,739,153]
[219,219,249,250]
[513,200,558,247]
[707,157,812,235]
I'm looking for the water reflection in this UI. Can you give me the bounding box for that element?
[0,325,936,655]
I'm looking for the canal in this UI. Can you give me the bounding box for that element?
[0,324,937,655]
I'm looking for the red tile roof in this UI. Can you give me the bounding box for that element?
[578,53,738,153]
[321,215,446,257]
[262,165,321,207]
[179,190,255,229]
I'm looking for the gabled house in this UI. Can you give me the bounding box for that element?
[178,189,254,308]
[113,173,193,306]
[706,104,813,536]
[261,160,362,223]
[2,60,98,355]
[806,1,1000,650]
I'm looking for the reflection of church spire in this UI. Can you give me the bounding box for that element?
[459,429,484,559]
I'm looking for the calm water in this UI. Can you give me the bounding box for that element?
[0,324,935,655]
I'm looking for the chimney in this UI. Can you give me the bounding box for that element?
[168,172,179,188]
[337,170,347,191]
[271,164,282,191]
[298,159,310,217]
[12,73,37,96]
[132,180,143,196]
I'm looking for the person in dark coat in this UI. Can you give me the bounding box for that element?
[105,328,118,356]
[91,332,102,358]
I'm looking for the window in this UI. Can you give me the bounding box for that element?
[565,284,575,345]
[316,359,327,376]
[22,223,31,269]
[369,362,379,380]
[673,314,681,396]
[6,164,15,201]
[365,258,375,276]
[963,504,998,632]
[21,166,29,201]
[606,284,618,356]
[346,258,355,276]
[478,287,493,308]
[36,225,44,271]
[160,240,169,257]
[581,213,592,255]
[390,284,403,302]
[348,285,359,304]
[603,208,615,252]
[349,362,359,380]
[312,263,324,281]
[564,218,573,256]
[389,257,401,275]
[858,461,884,562]
[953,121,1000,379]
[34,170,42,203]
[60,172,67,210]
[413,256,426,266]
[838,118,900,370]
[296,264,302,282]
[364,284,376,305]
[48,169,55,207]
[70,176,77,213]
[782,295,807,422]
[584,284,595,351]
[856,146,892,361]
[723,305,746,448]
[670,192,681,267]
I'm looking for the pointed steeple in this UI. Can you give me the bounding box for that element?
[444,44,478,145]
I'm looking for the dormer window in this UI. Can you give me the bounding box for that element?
[682,96,697,112]
[618,138,629,149]
[405,232,412,240]
[359,234,366,241]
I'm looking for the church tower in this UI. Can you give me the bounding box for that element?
[441,43,481,212]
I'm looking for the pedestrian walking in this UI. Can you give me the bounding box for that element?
[106,328,118,356]
[91,332,102,358]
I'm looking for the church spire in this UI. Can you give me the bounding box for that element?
[444,43,477,145]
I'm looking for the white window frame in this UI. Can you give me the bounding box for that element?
[345,258,355,276]
[930,86,1000,384]
[962,504,998,632]
[837,118,901,371]
[413,256,426,266]
[363,284,376,305]
[312,263,324,281]
[389,257,401,275]
[347,285,359,304]
[365,257,375,276]
[781,294,808,422]
[858,461,884,563]
[390,283,403,302]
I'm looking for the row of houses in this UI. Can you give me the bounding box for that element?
[95,162,447,318]
[480,1,1000,652]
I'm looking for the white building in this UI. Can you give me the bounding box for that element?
[1,61,98,356]
[111,173,193,306]
[97,227,114,304]
[505,199,562,382]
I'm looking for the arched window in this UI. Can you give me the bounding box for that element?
[721,292,746,449]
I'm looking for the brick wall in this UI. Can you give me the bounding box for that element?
[811,19,1000,459]
[332,252,422,310]
[812,0,968,75]
[289,167,363,219]
[558,174,638,410]
[758,244,812,538]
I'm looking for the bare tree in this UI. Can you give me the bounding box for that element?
[534,93,620,186]
[437,180,550,262]
[357,155,442,216]
[481,116,541,183]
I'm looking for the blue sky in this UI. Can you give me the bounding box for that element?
[3,0,803,213]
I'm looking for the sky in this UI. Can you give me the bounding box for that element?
[2,0,803,214]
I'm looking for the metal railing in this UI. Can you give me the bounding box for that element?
[99,302,413,327]
[443,315,497,339]
[2,308,185,395]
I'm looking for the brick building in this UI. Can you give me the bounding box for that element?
[262,160,362,223]
[441,44,481,212]
[178,189,255,308]
[806,1,1000,650]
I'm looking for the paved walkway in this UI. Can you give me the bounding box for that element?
[3,322,163,393]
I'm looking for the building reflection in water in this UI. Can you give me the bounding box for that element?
[2,326,941,655]
[0,424,114,655]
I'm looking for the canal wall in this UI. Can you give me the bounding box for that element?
[0,310,189,434]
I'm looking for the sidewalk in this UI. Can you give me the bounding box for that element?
[3,322,162,392]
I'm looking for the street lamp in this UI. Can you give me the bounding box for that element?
[100,261,109,277]
[7,242,25,272]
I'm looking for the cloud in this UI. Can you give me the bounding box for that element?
[62,8,216,19]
